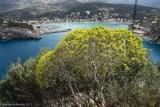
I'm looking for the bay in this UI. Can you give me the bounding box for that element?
[0,22,159,78]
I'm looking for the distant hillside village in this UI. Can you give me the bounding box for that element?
[0,3,159,42]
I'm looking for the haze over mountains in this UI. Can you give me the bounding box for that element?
[0,0,159,13]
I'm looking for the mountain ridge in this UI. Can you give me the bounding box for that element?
[1,2,159,20]
[0,0,159,13]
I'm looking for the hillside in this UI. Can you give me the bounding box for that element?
[78,0,160,8]
[1,2,160,20]
[0,0,80,13]
[67,3,160,18]
[0,0,159,13]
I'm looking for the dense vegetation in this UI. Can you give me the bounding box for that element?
[0,59,42,106]
[148,16,160,42]
[0,27,160,107]
[7,21,34,30]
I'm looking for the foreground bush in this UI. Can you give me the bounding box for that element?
[36,27,147,86]
[0,27,160,107]
[0,59,42,106]
[35,27,157,107]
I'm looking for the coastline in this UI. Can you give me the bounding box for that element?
[33,20,131,25]
[0,21,155,43]
[0,27,71,41]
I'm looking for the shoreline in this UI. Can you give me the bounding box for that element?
[0,27,71,41]
[34,20,131,26]
[0,21,157,44]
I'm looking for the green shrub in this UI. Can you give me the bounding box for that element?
[0,58,42,106]
[35,27,150,107]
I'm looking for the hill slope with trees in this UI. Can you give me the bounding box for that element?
[1,2,160,20]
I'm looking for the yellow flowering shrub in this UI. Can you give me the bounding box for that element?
[36,27,147,88]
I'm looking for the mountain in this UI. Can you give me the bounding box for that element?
[0,0,159,13]
[0,0,159,20]
[0,0,82,19]
[78,0,160,8]
[0,0,82,13]
[0,0,81,16]
[1,1,159,20]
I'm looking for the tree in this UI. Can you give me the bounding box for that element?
[7,21,34,30]
[36,27,148,107]
[0,18,3,25]
[0,58,42,106]
[149,17,160,42]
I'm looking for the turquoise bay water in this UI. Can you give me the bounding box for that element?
[0,22,160,78]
